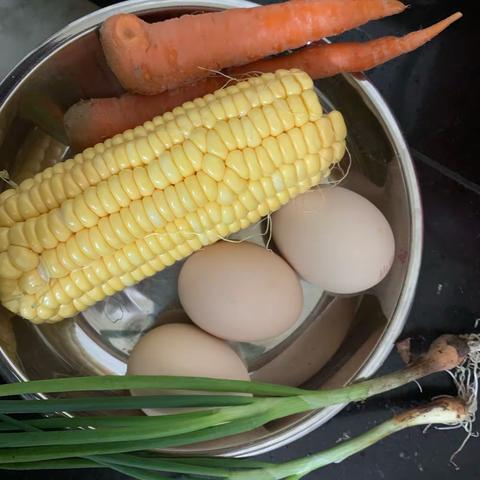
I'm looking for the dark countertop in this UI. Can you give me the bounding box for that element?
[2,0,479,478]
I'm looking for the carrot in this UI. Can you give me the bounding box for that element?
[64,77,224,151]
[66,13,460,151]
[233,12,463,78]
[100,0,405,95]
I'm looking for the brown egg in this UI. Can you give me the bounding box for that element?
[127,323,249,416]
[178,241,303,342]
[127,323,249,384]
[272,187,395,294]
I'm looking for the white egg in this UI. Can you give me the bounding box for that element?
[178,241,303,342]
[272,187,395,294]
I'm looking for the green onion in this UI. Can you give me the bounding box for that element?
[0,398,468,480]
[0,375,304,398]
[0,334,471,479]
[227,398,468,479]
[0,394,253,413]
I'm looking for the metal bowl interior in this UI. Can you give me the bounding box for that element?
[0,0,422,456]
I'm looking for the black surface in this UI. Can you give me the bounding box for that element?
[2,0,479,478]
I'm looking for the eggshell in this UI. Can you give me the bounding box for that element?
[272,187,395,294]
[127,323,249,390]
[178,241,303,342]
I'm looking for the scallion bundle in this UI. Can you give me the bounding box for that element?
[0,334,476,479]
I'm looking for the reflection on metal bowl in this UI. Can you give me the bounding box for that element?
[0,0,422,457]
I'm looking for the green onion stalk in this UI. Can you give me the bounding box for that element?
[0,334,474,479]
[0,398,469,480]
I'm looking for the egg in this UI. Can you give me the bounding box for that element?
[127,322,249,391]
[178,241,303,342]
[272,187,395,294]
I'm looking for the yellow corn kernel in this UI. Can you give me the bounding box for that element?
[164,185,186,218]
[176,182,197,213]
[228,118,247,149]
[315,117,335,147]
[247,108,270,139]
[273,98,295,131]
[0,227,8,252]
[41,249,68,278]
[238,189,258,211]
[133,167,155,197]
[19,270,47,295]
[295,159,308,182]
[35,215,58,250]
[184,175,208,207]
[17,192,39,219]
[243,148,262,180]
[301,89,322,121]
[262,137,283,167]
[107,175,130,208]
[302,122,322,154]
[120,208,146,238]
[22,219,43,254]
[183,139,203,172]
[98,216,123,250]
[130,199,154,232]
[182,102,203,128]
[109,212,134,245]
[260,176,276,199]
[152,190,175,222]
[242,87,261,108]
[38,179,59,210]
[219,94,238,119]
[203,153,225,182]
[266,195,281,211]
[305,154,321,176]
[50,175,67,205]
[159,152,183,184]
[8,245,38,272]
[84,186,107,218]
[62,171,83,197]
[217,183,235,206]
[287,95,309,127]
[288,127,308,158]
[277,133,297,164]
[92,154,110,179]
[249,181,266,203]
[97,180,120,214]
[205,202,222,224]
[89,226,114,257]
[146,131,165,157]
[280,73,303,96]
[142,196,164,229]
[206,130,228,160]
[223,168,248,194]
[232,91,250,116]
[332,141,346,161]
[171,145,194,177]
[328,110,347,141]
[28,186,47,215]
[280,164,298,188]
[267,78,286,99]
[73,195,97,228]
[8,223,28,249]
[226,150,249,180]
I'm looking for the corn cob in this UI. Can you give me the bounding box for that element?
[0,69,347,324]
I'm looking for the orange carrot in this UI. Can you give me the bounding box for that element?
[66,13,460,150]
[233,12,463,78]
[64,77,224,151]
[100,0,405,95]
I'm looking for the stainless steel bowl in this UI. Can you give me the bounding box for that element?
[0,0,422,456]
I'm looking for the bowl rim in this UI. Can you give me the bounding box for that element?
[0,0,423,456]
